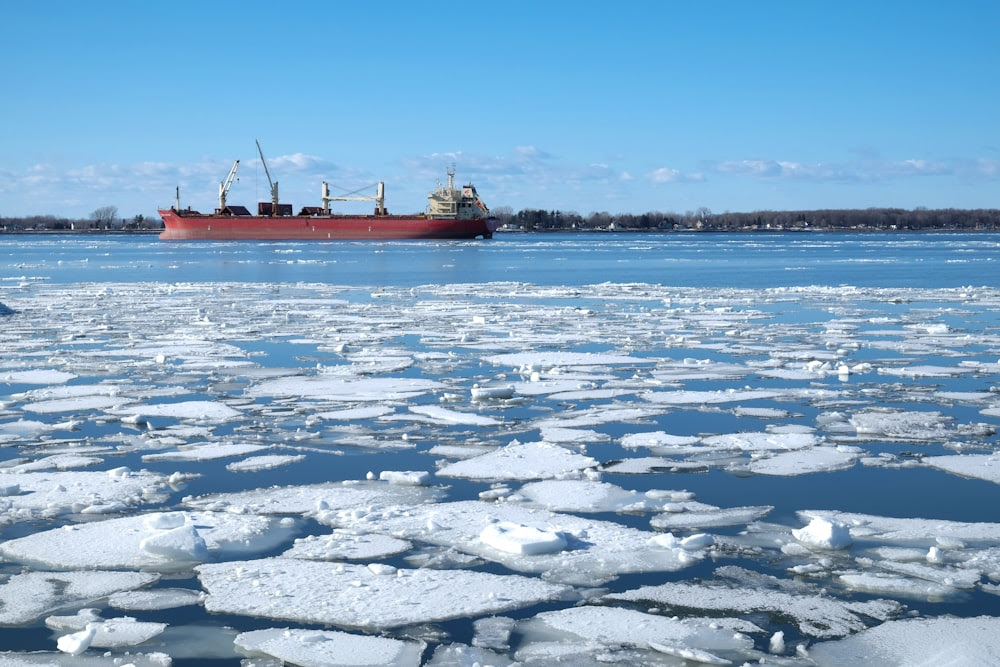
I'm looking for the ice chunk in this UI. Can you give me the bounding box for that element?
[924,454,1000,485]
[378,469,431,485]
[142,442,269,462]
[409,405,501,426]
[283,530,412,561]
[437,441,597,481]
[651,505,773,530]
[226,453,306,472]
[184,480,443,516]
[606,571,900,638]
[480,521,567,555]
[1,369,77,384]
[109,399,242,422]
[0,570,158,625]
[748,445,860,476]
[248,375,444,401]
[0,511,297,571]
[516,606,755,660]
[808,615,1000,666]
[57,623,97,655]
[197,558,571,630]
[486,351,653,368]
[792,517,853,549]
[327,500,708,586]
[235,627,425,666]
[109,587,205,611]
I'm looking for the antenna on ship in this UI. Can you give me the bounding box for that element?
[174,186,180,211]
[255,140,279,216]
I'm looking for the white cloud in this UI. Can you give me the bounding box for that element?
[648,167,704,184]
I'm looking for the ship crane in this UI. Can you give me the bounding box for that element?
[217,159,240,212]
[255,139,279,215]
[321,181,387,216]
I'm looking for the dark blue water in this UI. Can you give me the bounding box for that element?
[1,232,996,287]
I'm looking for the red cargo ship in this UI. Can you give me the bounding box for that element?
[159,142,497,241]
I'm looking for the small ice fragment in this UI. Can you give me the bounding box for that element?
[367,563,398,576]
[649,642,732,665]
[379,470,431,486]
[57,623,97,655]
[480,521,567,555]
[679,533,714,550]
[471,384,515,400]
[792,517,852,549]
[143,512,186,531]
[770,630,786,654]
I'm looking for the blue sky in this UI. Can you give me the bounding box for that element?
[2,1,998,219]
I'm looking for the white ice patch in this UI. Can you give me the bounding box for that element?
[235,627,425,666]
[1,369,77,384]
[808,615,1000,665]
[480,521,567,555]
[514,479,691,514]
[282,530,412,561]
[226,454,306,472]
[924,454,1000,485]
[326,500,709,585]
[184,480,443,516]
[197,558,571,630]
[792,517,853,549]
[437,441,597,481]
[651,504,773,530]
[516,606,755,661]
[110,399,242,423]
[248,375,444,401]
[485,351,652,369]
[0,468,172,525]
[606,568,900,638]
[142,442,269,462]
[0,511,298,571]
[748,445,860,476]
[108,587,205,611]
[408,405,501,426]
[0,570,159,625]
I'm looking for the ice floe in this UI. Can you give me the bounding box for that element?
[3,273,1000,662]
[197,557,572,629]
[235,627,425,666]
[0,510,298,571]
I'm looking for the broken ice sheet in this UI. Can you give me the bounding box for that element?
[184,479,444,516]
[512,479,696,514]
[436,441,598,481]
[0,468,173,527]
[197,558,572,630]
[324,499,710,585]
[808,615,1000,666]
[235,627,425,667]
[0,510,298,571]
[605,566,901,638]
[923,454,1000,485]
[514,606,758,664]
[0,570,159,625]
[282,530,412,561]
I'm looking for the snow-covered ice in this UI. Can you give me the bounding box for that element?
[2,269,1000,662]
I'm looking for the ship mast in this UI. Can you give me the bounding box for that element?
[255,140,279,215]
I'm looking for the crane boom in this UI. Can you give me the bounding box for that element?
[255,139,279,214]
[218,159,240,212]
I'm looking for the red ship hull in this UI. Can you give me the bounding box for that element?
[158,209,498,241]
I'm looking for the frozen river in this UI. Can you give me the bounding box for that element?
[0,232,999,665]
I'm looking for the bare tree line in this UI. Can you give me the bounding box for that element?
[493,206,1000,232]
